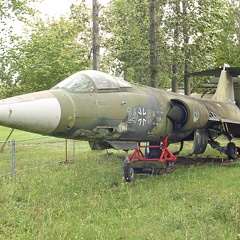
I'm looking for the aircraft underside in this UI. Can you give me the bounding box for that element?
[121,124,239,182]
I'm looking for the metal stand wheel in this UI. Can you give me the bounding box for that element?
[123,163,135,182]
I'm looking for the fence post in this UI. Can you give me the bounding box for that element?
[11,140,16,175]
[65,139,68,161]
[73,140,75,161]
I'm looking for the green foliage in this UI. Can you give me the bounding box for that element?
[0,0,37,20]
[214,1,240,67]
[103,0,152,85]
[3,18,91,96]
[0,0,38,97]
[164,0,232,71]
[102,0,172,88]
[0,0,91,94]
[102,0,240,90]
[0,1,92,97]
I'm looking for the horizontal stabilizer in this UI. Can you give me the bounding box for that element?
[187,67,240,77]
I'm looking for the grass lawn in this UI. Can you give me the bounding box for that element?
[0,127,240,239]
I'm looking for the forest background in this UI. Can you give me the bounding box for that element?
[1,0,240,98]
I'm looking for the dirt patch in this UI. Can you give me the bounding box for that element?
[176,156,239,167]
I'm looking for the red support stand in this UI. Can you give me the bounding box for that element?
[129,135,177,163]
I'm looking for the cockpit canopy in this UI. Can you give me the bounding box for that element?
[52,70,132,92]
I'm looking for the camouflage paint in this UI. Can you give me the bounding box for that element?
[0,69,240,148]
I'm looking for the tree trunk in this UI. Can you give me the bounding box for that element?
[171,2,180,93]
[92,0,100,70]
[182,0,190,95]
[149,0,158,88]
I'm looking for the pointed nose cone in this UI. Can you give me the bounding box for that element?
[0,91,61,135]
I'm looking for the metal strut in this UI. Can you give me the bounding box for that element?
[129,135,177,163]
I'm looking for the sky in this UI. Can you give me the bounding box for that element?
[34,0,110,18]
[9,0,75,35]
[10,0,110,35]
[34,0,74,18]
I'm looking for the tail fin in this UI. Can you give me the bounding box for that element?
[188,65,240,103]
[211,68,234,102]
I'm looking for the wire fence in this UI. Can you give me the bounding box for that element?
[0,137,76,177]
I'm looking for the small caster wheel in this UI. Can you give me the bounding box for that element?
[124,163,135,182]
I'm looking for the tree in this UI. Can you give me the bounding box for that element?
[171,1,181,93]
[103,0,150,84]
[0,0,37,97]
[149,0,158,88]
[163,0,234,93]
[103,0,171,87]
[2,0,238,98]
[5,18,91,96]
[213,1,240,67]
[92,0,100,70]
[182,0,190,95]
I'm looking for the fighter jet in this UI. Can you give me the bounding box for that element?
[0,65,239,181]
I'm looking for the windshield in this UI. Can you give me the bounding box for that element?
[52,70,132,92]
[64,74,94,92]
[83,70,119,89]
[52,72,95,92]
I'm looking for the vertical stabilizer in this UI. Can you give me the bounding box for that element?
[211,68,235,102]
[188,65,240,103]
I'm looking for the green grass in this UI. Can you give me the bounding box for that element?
[0,127,76,175]
[0,127,240,239]
[0,127,41,141]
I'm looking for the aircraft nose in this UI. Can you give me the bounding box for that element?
[0,91,61,135]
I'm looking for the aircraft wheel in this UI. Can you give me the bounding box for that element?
[226,142,237,159]
[124,163,135,182]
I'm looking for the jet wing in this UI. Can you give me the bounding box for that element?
[207,116,240,137]
[208,117,240,125]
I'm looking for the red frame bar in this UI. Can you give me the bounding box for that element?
[129,136,177,163]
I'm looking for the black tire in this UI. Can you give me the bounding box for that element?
[124,163,135,182]
[226,142,237,159]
